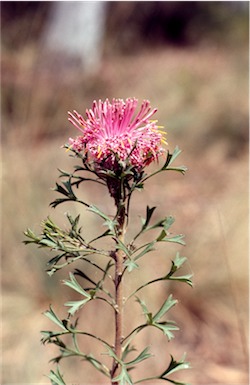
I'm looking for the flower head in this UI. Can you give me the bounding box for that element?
[68,98,166,171]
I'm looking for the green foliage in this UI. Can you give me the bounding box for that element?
[47,367,67,385]
[135,295,179,341]
[159,355,191,385]
[134,354,191,385]
[24,147,192,384]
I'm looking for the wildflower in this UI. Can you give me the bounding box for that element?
[68,98,166,171]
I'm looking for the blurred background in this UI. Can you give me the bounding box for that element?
[1,1,249,384]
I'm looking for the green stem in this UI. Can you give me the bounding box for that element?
[125,277,164,303]
[43,329,113,349]
[121,324,147,345]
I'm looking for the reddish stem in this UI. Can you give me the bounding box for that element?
[111,204,126,383]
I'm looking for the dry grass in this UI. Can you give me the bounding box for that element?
[1,42,249,384]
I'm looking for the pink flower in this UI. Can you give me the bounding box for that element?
[68,98,166,171]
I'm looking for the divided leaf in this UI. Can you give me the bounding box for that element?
[44,307,68,331]
[63,272,91,297]
[162,146,187,175]
[126,346,152,366]
[47,367,66,385]
[160,354,191,384]
[63,273,92,315]
[153,295,178,322]
[166,252,193,287]
[136,295,179,340]
[88,204,118,234]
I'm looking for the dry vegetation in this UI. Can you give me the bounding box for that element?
[1,33,249,385]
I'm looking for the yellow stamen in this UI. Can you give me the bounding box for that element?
[97,145,102,159]
[157,129,166,134]
[161,138,168,145]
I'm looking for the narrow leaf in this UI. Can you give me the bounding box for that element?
[88,204,117,233]
[134,242,156,261]
[122,343,137,361]
[153,322,179,340]
[74,268,97,287]
[168,275,193,287]
[158,233,186,245]
[116,239,131,257]
[124,259,139,272]
[173,252,187,269]
[63,272,91,298]
[153,295,178,322]
[141,206,157,229]
[166,146,182,167]
[47,367,66,385]
[161,354,191,377]
[148,216,175,231]
[112,366,133,385]
[64,299,90,315]
[127,346,152,366]
[44,306,67,331]
[136,297,149,317]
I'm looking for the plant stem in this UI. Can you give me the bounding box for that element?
[111,203,126,383]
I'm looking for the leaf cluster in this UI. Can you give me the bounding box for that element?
[49,146,186,212]
[24,146,192,385]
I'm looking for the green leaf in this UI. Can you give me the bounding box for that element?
[161,147,187,175]
[64,299,90,315]
[136,297,150,317]
[153,322,179,340]
[116,239,131,257]
[157,231,186,245]
[133,242,156,261]
[153,295,178,322]
[148,215,175,232]
[105,345,120,362]
[161,151,173,170]
[74,268,97,287]
[173,252,187,269]
[83,354,110,377]
[63,272,92,297]
[112,366,133,385]
[166,146,182,167]
[23,228,39,244]
[39,239,57,248]
[89,229,112,243]
[168,274,193,287]
[160,354,191,384]
[126,252,192,301]
[88,204,117,233]
[44,306,68,331]
[165,252,193,287]
[47,367,66,385]
[66,213,80,232]
[156,229,166,242]
[63,273,92,314]
[53,182,72,198]
[124,259,139,272]
[136,296,179,340]
[126,346,152,366]
[141,206,157,230]
[122,343,137,361]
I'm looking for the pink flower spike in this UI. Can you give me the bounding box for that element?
[68,98,166,171]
